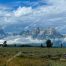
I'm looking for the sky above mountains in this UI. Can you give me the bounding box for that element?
[0,0,66,34]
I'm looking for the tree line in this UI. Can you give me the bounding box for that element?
[2,40,63,48]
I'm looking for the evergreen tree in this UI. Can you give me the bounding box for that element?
[3,41,7,47]
[41,44,43,47]
[46,39,53,48]
[61,44,63,48]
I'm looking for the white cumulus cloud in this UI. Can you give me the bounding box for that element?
[0,0,66,33]
[14,6,33,17]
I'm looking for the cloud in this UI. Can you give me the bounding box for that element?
[1,35,44,45]
[14,6,33,17]
[0,0,66,33]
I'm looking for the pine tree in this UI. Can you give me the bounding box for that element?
[3,41,7,47]
[46,39,53,48]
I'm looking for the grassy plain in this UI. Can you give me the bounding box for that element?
[0,47,66,66]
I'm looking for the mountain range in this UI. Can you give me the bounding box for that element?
[0,27,66,47]
[0,27,63,39]
[20,27,63,39]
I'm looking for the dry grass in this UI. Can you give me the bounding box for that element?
[0,47,66,66]
[7,58,49,66]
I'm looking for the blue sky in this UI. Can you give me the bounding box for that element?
[0,0,48,9]
[0,0,35,2]
[0,0,66,34]
[0,0,43,3]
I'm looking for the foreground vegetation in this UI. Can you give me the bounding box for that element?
[0,47,66,66]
